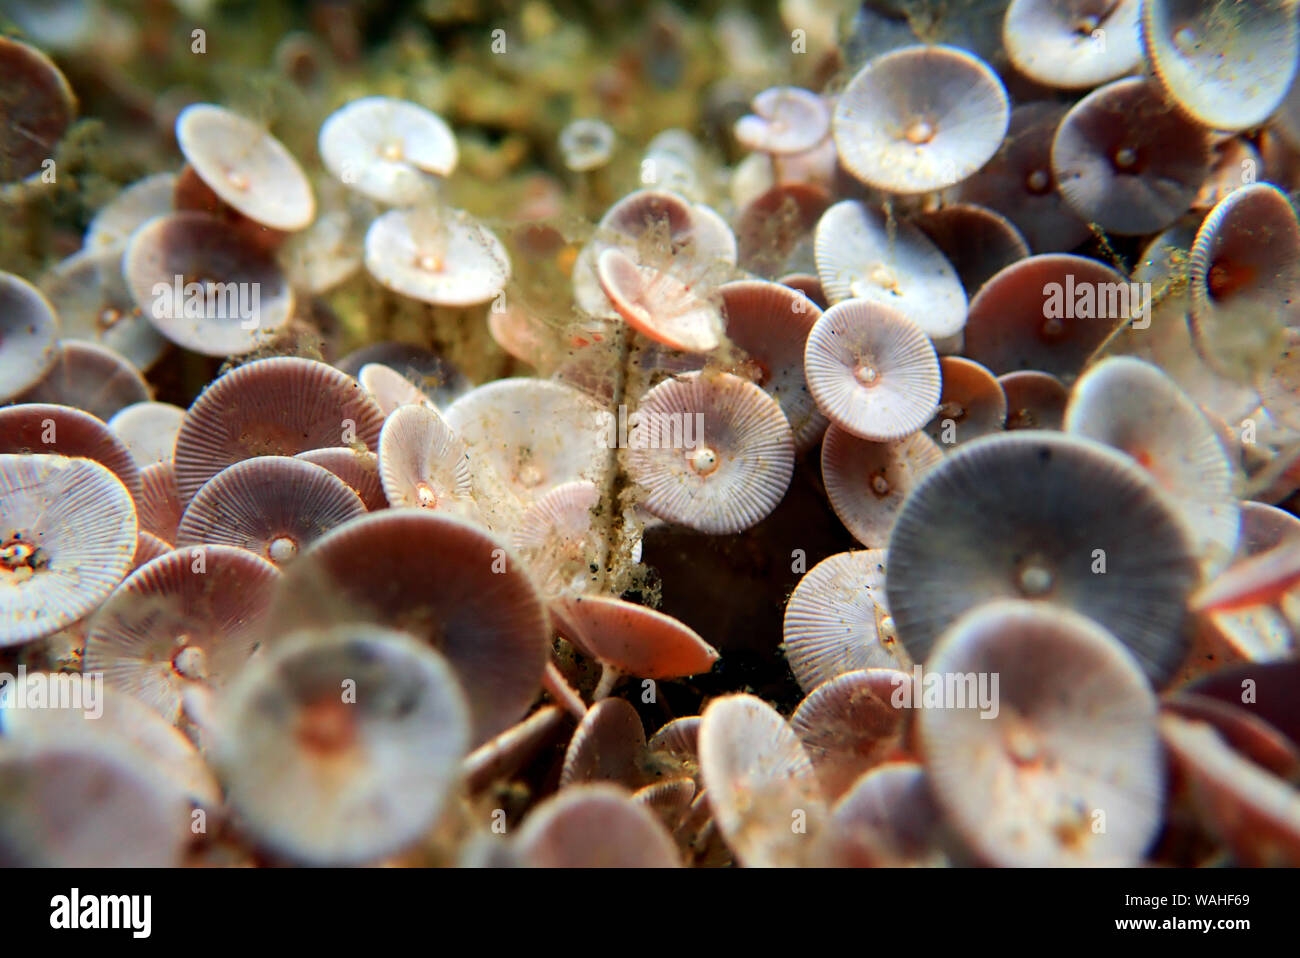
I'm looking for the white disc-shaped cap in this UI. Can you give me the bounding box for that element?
[814,200,967,339]
[176,103,315,231]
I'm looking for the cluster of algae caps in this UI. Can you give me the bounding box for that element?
[0,0,1299,867]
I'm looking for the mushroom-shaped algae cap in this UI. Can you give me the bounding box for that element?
[319,96,457,205]
[559,697,647,789]
[512,480,609,596]
[551,594,720,680]
[1003,0,1142,89]
[443,377,613,504]
[0,37,75,184]
[124,211,294,356]
[364,207,510,307]
[1,454,138,647]
[999,370,1070,429]
[596,247,724,352]
[515,783,681,867]
[625,371,795,534]
[918,599,1164,866]
[215,624,470,866]
[782,550,909,692]
[821,426,945,547]
[108,402,186,466]
[735,87,830,156]
[83,545,281,722]
[832,44,1010,194]
[176,456,367,565]
[953,102,1091,254]
[832,761,946,866]
[0,734,188,866]
[1065,356,1240,576]
[172,356,385,505]
[814,200,967,339]
[1188,183,1300,380]
[0,403,142,502]
[39,247,167,371]
[805,299,942,442]
[264,510,549,745]
[1052,77,1211,236]
[377,403,473,513]
[886,431,1200,685]
[359,362,432,416]
[85,172,176,252]
[791,668,912,801]
[926,356,1008,445]
[963,254,1136,380]
[1142,0,1300,132]
[698,693,832,867]
[175,103,314,231]
[18,340,150,422]
[719,279,828,452]
[913,203,1030,297]
[0,271,60,402]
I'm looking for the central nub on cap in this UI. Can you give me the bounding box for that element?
[1025,169,1051,194]
[1113,146,1138,171]
[173,643,208,681]
[268,535,299,563]
[687,446,719,476]
[1015,558,1055,597]
[415,483,439,508]
[854,361,881,387]
[904,118,935,145]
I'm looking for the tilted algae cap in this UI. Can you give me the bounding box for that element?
[832,44,1009,194]
[918,599,1164,866]
[176,103,315,231]
[782,550,908,693]
[625,371,795,534]
[175,455,367,566]
[123,211,294,357]
[264,510,549,745]
[83,544,281,722]
[1003,0,1142,89]
[172,356,385,505]
[814,200,967,339]
[885,430,1201,686]
[719,279,828,453]
[18,339,150,422]
[1142,0,1299,132]
[0,36,75,184]
[319,95,457,205]
[377,403,474,514]
[1,454,138,647]
[804,299,942,442]
[0,271,60,402]
[514,783,681,867]
[550,593,720,680]
[1051,77,1211,236]
[790,668,912,801]
[1065,356,1240,577]
[215,624,470,866]
[698,693,833,867]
